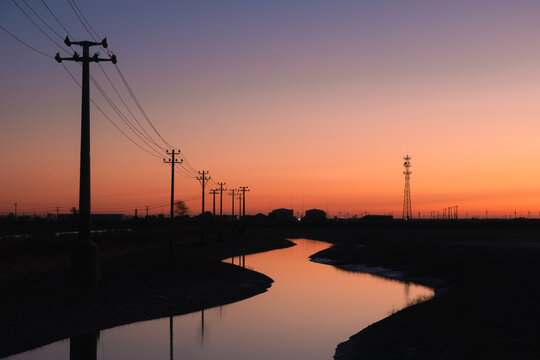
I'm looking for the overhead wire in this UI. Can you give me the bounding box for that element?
[40,0,74,38]
[61,63,163,158]
[60,0,172,154]
[10,0,228,190]
[16,0,167,158]
[0,24,53,58]
[97,63,167,151]
[20,0,64,40]
[11,0,70,55]
[61,1,219,188]
[65,0,98,42]
[88,71,166,157]
[68,0,101,40]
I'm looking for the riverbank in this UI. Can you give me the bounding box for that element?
[296,226,540,359]
[0,230,294,358]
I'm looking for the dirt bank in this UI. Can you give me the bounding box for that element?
[0,230,294,358]
[288,226,540,359]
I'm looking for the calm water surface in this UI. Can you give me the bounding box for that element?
[9,239,433,360]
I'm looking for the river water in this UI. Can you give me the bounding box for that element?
[8,239,433,360]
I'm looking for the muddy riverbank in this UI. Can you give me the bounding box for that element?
[0,230,293,358]
[297,226,540,359]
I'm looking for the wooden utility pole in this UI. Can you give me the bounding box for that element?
[239,186,249,234]
[55,36,116,288]
[164,149,182,257]
[197,171,210,244]
[209,189,219,217]
[230,188,236,237]
[218,182,226,240]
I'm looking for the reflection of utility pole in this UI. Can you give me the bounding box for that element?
[218,182,226,240]
[164,150,182,257]
[209,189,219,217]
[239,186,250,234]
[70,331,99,360]
[55,36,117,288]
[201,309,205,347]
[169,316,174,360]
[197,171,211,245]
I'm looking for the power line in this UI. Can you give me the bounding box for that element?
[114,64,174,149]
[61,63,163,158]
[97,63,166,151]
[35,0,167,156]
[88,71,166,157]
[0,24,53,58]
[11,0,70,55]
[69,0,101,40]
[20,0,64,40]
[65,0,98,41]
[40,0,74,38]
[11,0,228,199]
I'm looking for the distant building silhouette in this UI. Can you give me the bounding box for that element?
[303,209,327,223]
[269,208,296,222]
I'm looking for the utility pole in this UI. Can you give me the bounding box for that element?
[218,182,226,240]
[163,149,182,257]
[146,206,149,217]
[197,171,210,245]
[14,203,17,217]
[230,188,236,237]
[237,190,242,220]
[55,36,117,288]
[56,206,59,218]
[239,186,250,234]
[209,189,219,217]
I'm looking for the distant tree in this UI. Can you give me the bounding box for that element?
[70,207,79,215]
[174,200,189,216]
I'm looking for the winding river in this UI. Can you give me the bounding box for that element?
[7,239,433,360]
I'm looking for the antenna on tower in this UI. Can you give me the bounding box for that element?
[402,154,412,220]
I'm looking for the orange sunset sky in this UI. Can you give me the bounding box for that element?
[2,1,540,218]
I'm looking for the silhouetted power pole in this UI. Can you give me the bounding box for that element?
[164,149,182,257]
[239,186,250,233]
[197,171,210,244]
[146,205,149,217]
[56,206,59,218]
[55,36,117,288]
[237,190,242,219]
[218,182,226,240]
[14,203,17,217]
[209,189,219,217]
[230,188,236,236]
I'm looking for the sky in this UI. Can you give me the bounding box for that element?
[1,0,540,218]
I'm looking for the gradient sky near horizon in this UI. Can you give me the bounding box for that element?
[2,0,540,217]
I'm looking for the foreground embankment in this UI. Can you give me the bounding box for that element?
[0,229,293,358]
[283,225,540,359]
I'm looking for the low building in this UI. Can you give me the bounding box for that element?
[303,209,327,223]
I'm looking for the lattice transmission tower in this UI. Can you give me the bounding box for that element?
[402,154,412,220]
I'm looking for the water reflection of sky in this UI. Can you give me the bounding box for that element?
[8,239,433,360]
